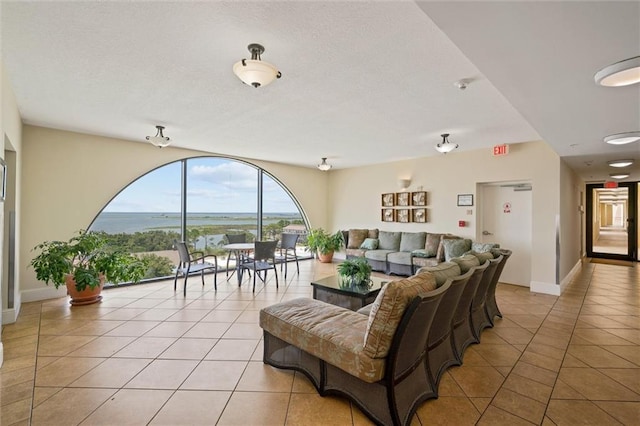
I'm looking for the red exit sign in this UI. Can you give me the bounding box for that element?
[604,181,619,188]
[493,144,509,156]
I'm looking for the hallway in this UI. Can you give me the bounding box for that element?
[1,260,638,425]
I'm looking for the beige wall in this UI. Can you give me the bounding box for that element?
[559,160,584,283]
[327,141,563,288]
[20,125,330,297]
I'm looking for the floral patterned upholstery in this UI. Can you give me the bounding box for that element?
[260,298,386,383]
[363,273,437,358]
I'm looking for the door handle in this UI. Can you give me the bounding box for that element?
[482,230,493,236]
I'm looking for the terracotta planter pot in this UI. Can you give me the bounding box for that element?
[317,251,334,263]
[65,274,105,306]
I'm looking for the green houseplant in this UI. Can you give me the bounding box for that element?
[306,228,344,263]
[337,257,372,287]
[30,230,146,305]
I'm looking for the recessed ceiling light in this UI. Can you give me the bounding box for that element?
[604,131,640,145]
[594,56,640,87]
[609,172,630,179]
[608,159,634,168]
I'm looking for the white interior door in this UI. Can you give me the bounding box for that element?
[480,183,532,287]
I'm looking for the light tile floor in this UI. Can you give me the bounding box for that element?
[1,259,638,425]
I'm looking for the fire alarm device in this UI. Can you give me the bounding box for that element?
[458,220,465,227]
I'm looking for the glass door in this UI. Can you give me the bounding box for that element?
[586,183,637,260]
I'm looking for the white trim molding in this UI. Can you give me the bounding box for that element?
[531,281,561,296]
[21,286,67,303]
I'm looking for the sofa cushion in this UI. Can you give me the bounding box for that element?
[260,298,385,383]
[364,249,394,262]
[466,249,495,264]
[411,249,429,258]
[437,234,461,261]
[387,251,412,266]
[451,254,480,273]
[360,238,379,250]
[424,233,443,257]
[442,238,472,262]
[412,256,440,268]
[348,229,370,249]
[399,232,426,252]
[363,274,437,358]
[472,242,500,253]
[416,262,461,286]
[346,248,367,258]
[378,231,401,251]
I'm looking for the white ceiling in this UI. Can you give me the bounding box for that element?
[1,1,638,181]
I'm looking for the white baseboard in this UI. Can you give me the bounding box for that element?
[2,308,18,324]
[559,260,583,294]
[530,281,561,296]
[21,286,67,303]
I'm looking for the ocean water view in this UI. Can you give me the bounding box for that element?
[90,212,304,234]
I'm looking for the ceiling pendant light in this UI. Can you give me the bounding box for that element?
[146,125,171,148]
[594,56,640,87]
[317,158,332,171]
[607,159,634,168]
[233,43,282,88]
[604,131,640,145]
[435,133,458,154]
[609,172,630,179]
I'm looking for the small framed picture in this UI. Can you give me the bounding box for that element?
[397,209,410,223]
[381,193,395,207]
[410,191,427,206]
[457,194,474,207]
[396,192,410,207]
[411,208,427,223]
[381,208,395,222]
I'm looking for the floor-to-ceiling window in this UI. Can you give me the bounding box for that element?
[89,157,310,281]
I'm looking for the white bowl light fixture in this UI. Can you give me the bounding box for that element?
[607,159,634,168]
[233,43,282,88]
[604,131,640,145]
[435,133,458,154]
[146,125,171,148]
[317,158,332,171]
[610,172,630,179]
[594,56,640,87]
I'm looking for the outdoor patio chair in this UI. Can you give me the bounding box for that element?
[276,233,300,278]
[239,240,279,292]
[174,240,218,297]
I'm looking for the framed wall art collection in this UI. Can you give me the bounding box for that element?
[380,191,428,223]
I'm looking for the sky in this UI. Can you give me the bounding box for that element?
[104,157,300,213]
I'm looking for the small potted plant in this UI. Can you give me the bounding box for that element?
[30,230,146,305]
[306,228,344,263]
[337,257,372,287]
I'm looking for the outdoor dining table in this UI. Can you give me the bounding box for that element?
[222,242,254,284]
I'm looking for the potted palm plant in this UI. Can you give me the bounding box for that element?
[306,228,344,263]
[337,257,372,287]
[30,230,146,305]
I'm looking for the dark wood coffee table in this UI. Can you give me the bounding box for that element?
[311,275,387,311]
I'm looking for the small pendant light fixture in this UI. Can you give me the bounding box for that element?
[146,125,171,148]
[317,158,332,171]
[435,133,458,154]
[594,56,640,87]
[233,43,282,88]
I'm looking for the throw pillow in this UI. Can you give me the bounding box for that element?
[471,242,500,253]
[465,249,494,264]
[360,238,379,250]
[363,274,437,358]
[442,238,472,262]
[424,233,443,257]
[411,249,429,258]
[348,229,369,249]
[436,234,460,261]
